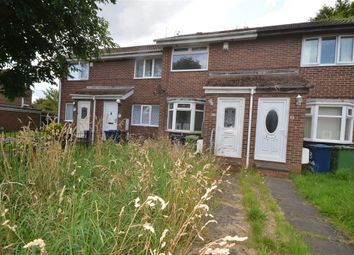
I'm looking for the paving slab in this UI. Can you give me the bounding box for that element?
[265,176,354,255]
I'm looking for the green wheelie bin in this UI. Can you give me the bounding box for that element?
[331,146,354,171]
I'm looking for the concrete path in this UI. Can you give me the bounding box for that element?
[265,176,354,255]
[193,172,256,255]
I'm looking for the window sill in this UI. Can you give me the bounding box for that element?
[304,138,353,145]
[131,124,159,128]
[64,120,73,123]
[301,63,354,68]
[67,79,89,81]
[166,129,202,134]
[134,77,161,80]
[170,69,208,73]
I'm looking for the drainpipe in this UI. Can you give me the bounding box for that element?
[246,88,255,169]
[57,79,62,123]
[91,96,96,144]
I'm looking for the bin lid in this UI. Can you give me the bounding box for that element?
[333,145,354,150]
[307,143,332,149]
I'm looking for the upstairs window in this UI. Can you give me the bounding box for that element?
[304,102,354,144]
[135,58,162,78]
[302,35,354,66]
[68,63,89,80]
[167,100,204,133]
[172,47,208,71]
[338,36,354,63]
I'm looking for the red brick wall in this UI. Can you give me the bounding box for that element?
[0,109,41,131]
[209,35,301,71]
[60,58,162,137]
[300,66,354,99]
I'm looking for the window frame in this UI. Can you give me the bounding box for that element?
[131,104,159,127]
[171,46,209,72]
[67,62,89,81]
[301,35,354,67]
[65,103,74,122]
[304,102,354,144]
[337,35,354,64]
[134,58,162,79]
[167,100,205,134]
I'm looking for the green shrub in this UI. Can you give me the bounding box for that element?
[185,135,199,150]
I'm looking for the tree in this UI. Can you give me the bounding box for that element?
[311,0,354,21]
[0,0,116,100]
[33,87,59,113]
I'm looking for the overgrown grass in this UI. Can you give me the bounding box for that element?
[293,169,354,239]
[239,169,310,255]
[0,129,226,254]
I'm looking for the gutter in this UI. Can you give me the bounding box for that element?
[204,86,257,94]
[155,30,257,45]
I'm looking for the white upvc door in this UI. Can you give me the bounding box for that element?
[77,101,91,137]
[103,101,118,139]
[254,98,290,163]
[215,98,245,158]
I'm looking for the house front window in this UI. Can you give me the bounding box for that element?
[171,47,208,71]
[67,63,89,80]
[131,104,159,127]
[301,35,354,66]
[304,101,354,144]
[135,58,162,78]
[167,100,204,133]
[65,103,74,122]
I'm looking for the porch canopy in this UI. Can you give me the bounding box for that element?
[204,69,311,94]
[70,85,134,100]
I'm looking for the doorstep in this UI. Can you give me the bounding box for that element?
[255,161,289,178]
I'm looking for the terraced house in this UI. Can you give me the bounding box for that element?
[59,20,354,175]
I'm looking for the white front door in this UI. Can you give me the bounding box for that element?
[254,98,289,163]
[215,98,245,158]
[103,101,118,138]
[77,101,91,137]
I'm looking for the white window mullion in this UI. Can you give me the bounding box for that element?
[317,37,322,64]
[190,104,196,132]
[349,118,354,142]
[172,106,177,130]
[312,105,318,139]
[151,59,155,77]
[140,105,143,125]
[143,60,146,78]
[149,105,152,125]
[340,106,347,142]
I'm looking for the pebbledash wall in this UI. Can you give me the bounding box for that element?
[60,23,354,174]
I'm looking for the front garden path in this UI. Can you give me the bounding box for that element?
[265,176,354,255]
[194,172,256,255]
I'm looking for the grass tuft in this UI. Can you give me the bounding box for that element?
[293,169,354,239]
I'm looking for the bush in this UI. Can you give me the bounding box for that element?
[44,122,63,136]
[185,135,200,150]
